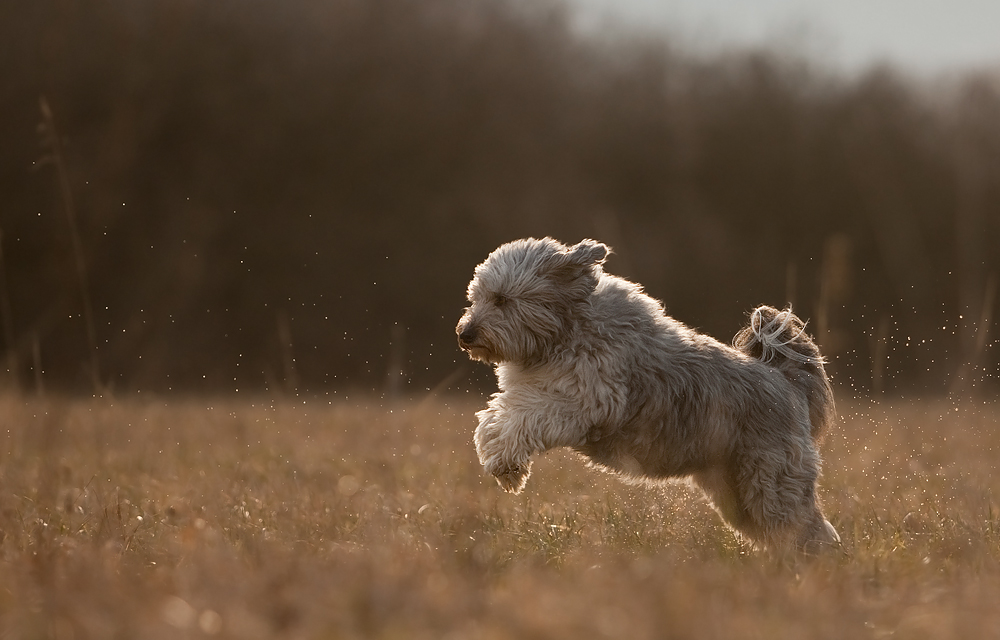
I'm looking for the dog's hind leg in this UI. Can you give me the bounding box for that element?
[736,446,840,552]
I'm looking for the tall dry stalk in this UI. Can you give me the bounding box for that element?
[815,234,852,358]
[0,229,19,390]
[951,273,997,394]
[38,96,101,394]
[869,314,891,395]
[276,310,298,393]
[385,323,406,400]
[32,332,44,398]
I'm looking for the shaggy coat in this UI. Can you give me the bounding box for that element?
[456,237,839,552]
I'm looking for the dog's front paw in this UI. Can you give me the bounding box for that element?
[485,457,532,494]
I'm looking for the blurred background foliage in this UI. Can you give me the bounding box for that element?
[0,0,998,395]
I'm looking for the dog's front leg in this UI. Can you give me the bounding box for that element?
[474,403,533,493]
[475,395,585,493]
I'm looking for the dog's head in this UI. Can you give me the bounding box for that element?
[456,238,610,364]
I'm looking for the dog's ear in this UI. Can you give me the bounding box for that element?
[566,239,610,266]
[543,239,610,294]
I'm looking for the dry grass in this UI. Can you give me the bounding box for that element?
[1,392,999,639]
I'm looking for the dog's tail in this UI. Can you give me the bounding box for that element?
[733,305,835,441]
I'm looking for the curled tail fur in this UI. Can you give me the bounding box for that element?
[733,305,835,441]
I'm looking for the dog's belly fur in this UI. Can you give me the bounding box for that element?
[574,413,734,480]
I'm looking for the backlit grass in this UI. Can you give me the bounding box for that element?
[1,393,998,638]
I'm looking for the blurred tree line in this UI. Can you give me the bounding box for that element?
[0,0,998,396]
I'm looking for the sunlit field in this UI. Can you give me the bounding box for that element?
[1,392,999,639]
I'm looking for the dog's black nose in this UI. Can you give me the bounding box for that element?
[458,328,477,347]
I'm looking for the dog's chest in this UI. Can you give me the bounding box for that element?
[497,360,615,404]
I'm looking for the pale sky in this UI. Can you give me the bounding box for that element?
[569,0,1000,76]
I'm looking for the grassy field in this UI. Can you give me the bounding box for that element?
[1,392,999,639]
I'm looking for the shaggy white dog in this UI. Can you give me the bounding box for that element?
[456,237,839,552]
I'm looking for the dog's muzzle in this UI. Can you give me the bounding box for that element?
[457,327,478,351]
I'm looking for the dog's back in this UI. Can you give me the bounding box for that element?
[733,306,835,441]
